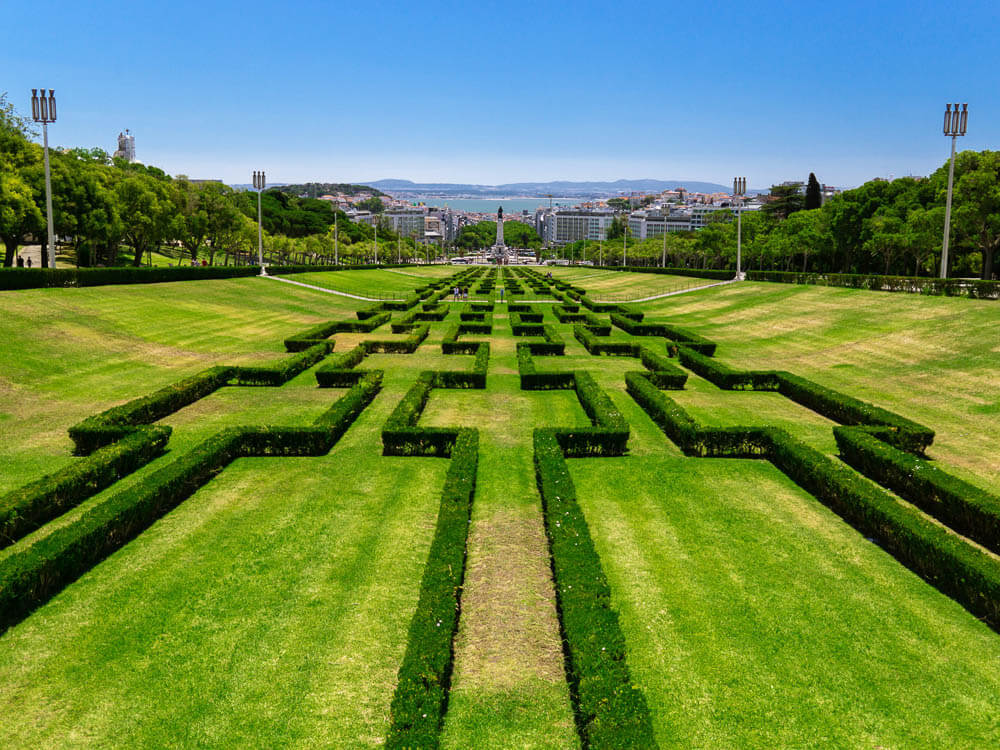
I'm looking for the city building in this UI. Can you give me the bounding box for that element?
[628,210,693,238]
[538,209,616,245]
[383,206,426,237]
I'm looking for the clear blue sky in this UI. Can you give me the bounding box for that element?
[3,0,998,190]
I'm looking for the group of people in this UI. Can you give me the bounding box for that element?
[14,256,33,268]
[452,286,470,301]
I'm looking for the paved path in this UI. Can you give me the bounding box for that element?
[261,273,399,301]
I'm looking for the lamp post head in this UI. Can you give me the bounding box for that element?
[31,88,56,123]
[944,103,968,137]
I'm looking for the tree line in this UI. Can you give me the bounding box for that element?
[0,94,431,268]
[559,160,998,280]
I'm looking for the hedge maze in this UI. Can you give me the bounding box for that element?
[3,264,1000,747]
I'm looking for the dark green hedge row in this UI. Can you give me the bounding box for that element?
[284,312,391,351]
[69,365,234,454]
[0,426,171,549]
[611,266,734,281]
[610,313,675,338]
[231,342,332,386]
[510,314,545,336]
[626,373,1000,627]
[0,373,383,632]
[836,426,1000,555]
[441,325,484,355]
[677,347,781,391]
[656,324,716,355]
[0,265,259,290]
[777,372,934,453]
[574,325,638,357]
[315,345,369,387]
[579,296,623,313]
[517,343,574,390]
[746,271,1000,299]
[382,372,459,456]
[552,371,629,457]
[533,429,659,747]
[435,343,490,389]
[387,429,479,748]
[363,324,429,354]
[638,347,688,389]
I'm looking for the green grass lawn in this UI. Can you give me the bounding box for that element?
[572,456,1000,748]
[275,267,456,298]
[547,267,722,300]
[1,268,999,749]
[641,281,1000,490]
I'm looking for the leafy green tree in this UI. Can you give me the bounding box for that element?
[764,183,806,220]
[356,196,385,214]
[944,150,1000,279]
[0,170,43,266]
[805,173,822,210]
[115,173,177,266]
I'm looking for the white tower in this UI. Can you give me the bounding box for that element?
[495,205,504,247]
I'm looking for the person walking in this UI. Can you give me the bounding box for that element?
[499,286,504,302]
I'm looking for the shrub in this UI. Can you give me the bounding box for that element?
[69,366,234,454]
[0,426,171,548]
[533,429,658,747]
[676,347,781,391]
[574,325,637,357]
[435,343,490,389]
[387,429,479,748]
[364,325,429,354]
[517,344,574,390]
[382,372,459,456]
[835,426,1000,555]
[315,345,368,387]
[231,342,332,386]
[637,347,688,389]
[0,375,382,632]
[777,372,934,452]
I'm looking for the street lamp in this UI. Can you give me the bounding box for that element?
[252,170,266,275]
[333,210,339,265]
[940,103,968,278]
[30,89,57,269]
[733,177,747,280]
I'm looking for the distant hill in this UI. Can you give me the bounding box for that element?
[272,182,387,198]
[367,178,733,196]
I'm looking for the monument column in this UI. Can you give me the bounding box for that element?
[496,205,504,247]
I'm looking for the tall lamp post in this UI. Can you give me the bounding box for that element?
[31,89,57,269]
[333,211,339,265]
[374,221,378,265]
[733,176,747,280]
[252,170,266,274]
[941,103,968,278]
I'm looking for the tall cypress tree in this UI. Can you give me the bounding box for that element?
[805,172,822,210]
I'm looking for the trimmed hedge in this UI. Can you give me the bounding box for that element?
[382,372,459,456]
[611,266,734,281]
[69,365,234,454]
[435,343,490,389]
[777,372,934,453]
[836,426,1000,555]
[517,343,574,390]
[534,429,659,747]
[284,312,391,351]
[746,270,1000,300]
[0,373,382,632]
[637,347,688,389]
[387,429,479,748]
[315,345,368,387]
[610,313,674,338]
[574,325,638,357]
[230,342,332,386]
[552,371,629,457]
[441,324,491,354]
[363,324,429,354]
[677,346,781,391]
[627,374,1000,628]
[0,426,171,549]
[0,265,259,290]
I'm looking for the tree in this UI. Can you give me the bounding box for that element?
[0,170,43,266]
[174,178,209,260]
[763,184,806,220]
[114,173,176,266]
[356,196,385,214]
[805,173,822,210]
[946,150,1000,279]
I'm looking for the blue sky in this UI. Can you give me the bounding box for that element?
[3,0,998,189]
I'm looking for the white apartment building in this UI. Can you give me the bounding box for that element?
[383,207,426,237]
[538,209,616,245]
[628,210,693,238]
